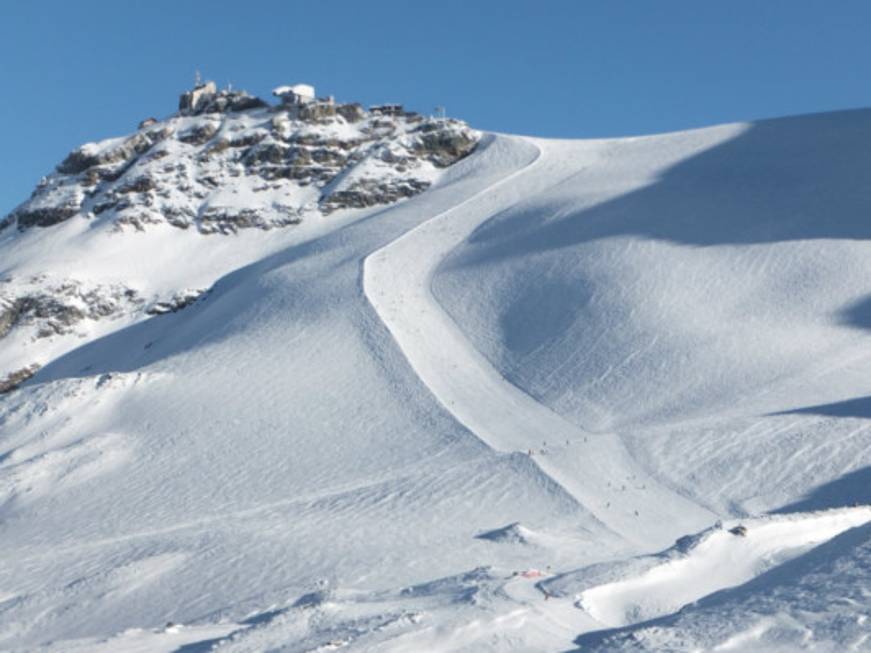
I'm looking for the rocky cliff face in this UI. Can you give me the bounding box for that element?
[0,277,143,341]
[5,87,479,236]
[0,82,480,386]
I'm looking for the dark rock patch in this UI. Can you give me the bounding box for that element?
[178,123,220,146]
[321,178,430,213]
[15,205,80,229]
[0,364,40,394]
[146,289,207,315]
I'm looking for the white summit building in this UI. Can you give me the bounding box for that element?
[272,83,316,105]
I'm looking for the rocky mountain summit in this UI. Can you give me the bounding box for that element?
[0,80,480,390]
[3,81,479,235]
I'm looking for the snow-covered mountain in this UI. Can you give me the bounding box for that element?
[1,82,870,652]
[0,82,477,396]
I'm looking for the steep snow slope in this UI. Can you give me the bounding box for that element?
[2,105,871,651]
[434,110,871,517]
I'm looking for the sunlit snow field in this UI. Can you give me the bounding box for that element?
[2,109,871,651]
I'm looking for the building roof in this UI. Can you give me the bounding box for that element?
[272,83,315,98]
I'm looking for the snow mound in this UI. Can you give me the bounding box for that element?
[566,507,871,628]
[475,522,536,545]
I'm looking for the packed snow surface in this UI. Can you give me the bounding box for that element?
[2,106,871,651]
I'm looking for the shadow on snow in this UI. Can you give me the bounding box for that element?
[468,108,871,257]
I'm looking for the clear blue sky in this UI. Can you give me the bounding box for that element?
[2,0,870,216]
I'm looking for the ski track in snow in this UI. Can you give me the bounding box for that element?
[363,134,714,549]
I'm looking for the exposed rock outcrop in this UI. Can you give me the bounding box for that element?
[0,279,143,341]
[336,103,365,123]
[178,122,220,146]
[413,121,479,167]
[0,364,40,394]
[180,82,268,116]
[320,178,431,214]
[57,127,170,175]
[5,82,481,235]
[145,289,208,315]
[15,205,81,229]
[0,297,18,339]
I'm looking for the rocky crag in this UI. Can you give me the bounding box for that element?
[0,80,480,386]
[4,82,479,235]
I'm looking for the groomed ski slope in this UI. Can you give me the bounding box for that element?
[3,109,871,651]
[364,135,714,549]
